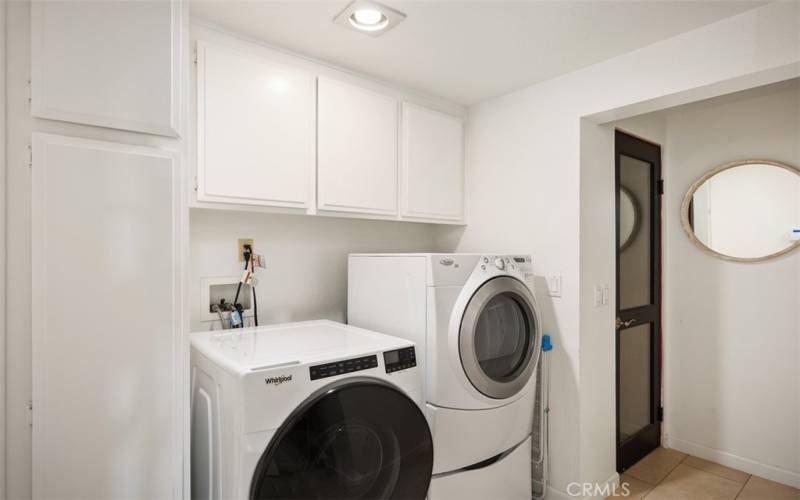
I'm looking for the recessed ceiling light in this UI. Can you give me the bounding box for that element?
[350,9,388,31]
[334,1,405,37]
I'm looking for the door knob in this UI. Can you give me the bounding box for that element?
[616,318,637,329]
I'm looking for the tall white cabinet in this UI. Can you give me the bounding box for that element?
[29,3,185,500]
[32,134,181,500]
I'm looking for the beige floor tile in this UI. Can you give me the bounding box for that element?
[606,474,653,499]
[625,447,688,485]
[682,456,750,484]
[645,464,743,500]
[736,476,800,500]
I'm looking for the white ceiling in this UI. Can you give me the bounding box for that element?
[190,0,765,105]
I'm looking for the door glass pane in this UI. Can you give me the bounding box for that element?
[619,155,652,309]
[251,383,433,499]
[474,293,530,381]
[619,324,652,440]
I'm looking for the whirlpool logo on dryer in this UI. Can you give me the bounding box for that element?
[264,375,292,386]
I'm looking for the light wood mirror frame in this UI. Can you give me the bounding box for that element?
[680,159,800,263]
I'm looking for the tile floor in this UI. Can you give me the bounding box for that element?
[608,448,800,499]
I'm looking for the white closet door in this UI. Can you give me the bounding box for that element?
[196,41,315,208]
[317,77,398,215]
[401,104,464,222]
[31,1,180,136]
[32,133,180,500]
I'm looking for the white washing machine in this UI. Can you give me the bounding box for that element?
[190,320,434,500]
[348,254,542,500]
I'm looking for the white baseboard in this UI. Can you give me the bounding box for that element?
[665,435,800,489]
[544,485,572,500]
[591,472,621,500]
[545,472,620,500]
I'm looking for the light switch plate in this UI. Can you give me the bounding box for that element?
[548,275,562,297]
[593,285,603,307]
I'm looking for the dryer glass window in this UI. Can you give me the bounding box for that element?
[474,293,530,381]
[250,380,433,500]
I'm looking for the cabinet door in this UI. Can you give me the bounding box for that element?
[32,134,180,500]
[196,41,315,208]
[401,104,464,222]
[31,1,180,136]
[318,77,398,215]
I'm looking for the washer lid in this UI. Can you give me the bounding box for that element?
[190,320,411,375]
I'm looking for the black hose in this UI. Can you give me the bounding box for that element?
[252,287,258,326]
[233,247,252,328]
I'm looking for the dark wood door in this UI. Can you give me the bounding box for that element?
[615,130,663,472]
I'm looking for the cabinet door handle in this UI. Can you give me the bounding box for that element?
[616,318,637,329]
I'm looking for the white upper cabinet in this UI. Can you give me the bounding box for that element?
[31,1,180,136]
[317,77,399,215]
[401,103,465,222]
[191,29,466,224]
[196,41,315,208]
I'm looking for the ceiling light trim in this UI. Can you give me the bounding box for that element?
[334,0,406,37]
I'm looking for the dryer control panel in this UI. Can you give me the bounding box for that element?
[383,347,417,373]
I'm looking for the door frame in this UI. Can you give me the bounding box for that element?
[614,129,663,472]
[0,2,6,494]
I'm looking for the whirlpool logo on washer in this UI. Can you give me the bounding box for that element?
[264,375,292,386]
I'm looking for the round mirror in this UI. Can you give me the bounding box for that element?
[619,187,640,251]
[681,160,800,262]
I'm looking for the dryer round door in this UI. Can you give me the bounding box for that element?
[459,276,541,400]
[250,378,433,500]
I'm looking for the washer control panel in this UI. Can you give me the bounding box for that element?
[309,355,378,381]
[383,347,417,373]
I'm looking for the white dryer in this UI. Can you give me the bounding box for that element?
[348,254,542,499]
[190,320,434,500]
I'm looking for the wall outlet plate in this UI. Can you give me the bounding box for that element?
[238,238,254,261]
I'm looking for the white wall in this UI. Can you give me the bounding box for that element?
[190,210,438,331]
[661,80,800,486]
[435,3,800,497]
